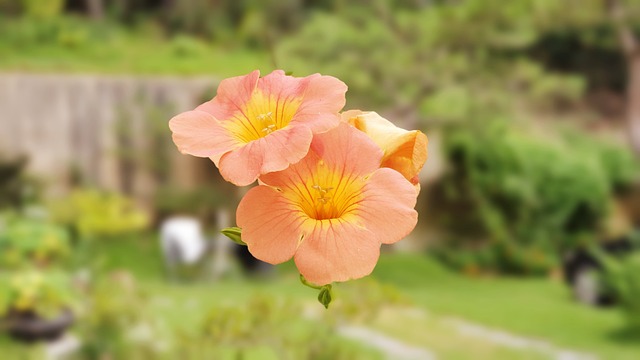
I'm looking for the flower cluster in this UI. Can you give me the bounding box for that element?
[169,70,427,288]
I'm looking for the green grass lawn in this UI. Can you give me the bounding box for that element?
[0,17,272,76]
[0,40,272,77]
[373,254,640,360]
[2,236,639,359]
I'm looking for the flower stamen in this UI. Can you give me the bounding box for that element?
[312,185,333,206]
[258,112,276,134]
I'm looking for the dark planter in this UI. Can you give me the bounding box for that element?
[4,309,74,342]
[563,236,635,306]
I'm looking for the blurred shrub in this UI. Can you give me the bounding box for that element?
[0,14,117,51]
[595,240,640,331]
[162,0,236,41]
[433,122,639,275]
[0,269,75,319]
[78,271,172,359]
[162,0,308,46]
[565,130,639,191]
[0,216,70,269]
[278,1,585,118]
[330,278,411,324]
[77,280,382,360]
[170,35,208,58]
[186,296,382,359]
[48,189,149,241]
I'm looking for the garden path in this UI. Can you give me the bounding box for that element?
[445,317,598,360]
[339,324,436,360]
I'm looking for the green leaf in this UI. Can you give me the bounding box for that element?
[221,227,246,246]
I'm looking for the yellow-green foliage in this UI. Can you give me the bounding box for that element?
[78,277,383,360]
[0,217,70,268]
[78,271,168,359]
[329,278,411,324]
[20,0,64,20]
[192,296,383,360]
[0,269,74,319]
[48,189,149,240]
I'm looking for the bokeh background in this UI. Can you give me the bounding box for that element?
[1,1,640,359]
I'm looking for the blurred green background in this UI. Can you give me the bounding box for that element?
[1,0,640,359]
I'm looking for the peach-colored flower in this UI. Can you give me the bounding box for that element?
[236,123,418,285]
[342,110,428,187]
[169,70,347,186]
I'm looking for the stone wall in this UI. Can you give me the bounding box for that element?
[0,73,217,200]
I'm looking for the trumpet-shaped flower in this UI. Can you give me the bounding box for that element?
[237,123,419,285]
[169,70,347,186]
[342,110,428,187]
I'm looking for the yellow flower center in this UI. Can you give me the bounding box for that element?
[224,90,302,143]
[285,161,365,221]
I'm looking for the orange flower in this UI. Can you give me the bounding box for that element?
[342,110,428,187]
[236,123,418,285]
[169,70,347,186]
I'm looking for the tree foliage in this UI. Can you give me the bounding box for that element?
[434,121,638,274]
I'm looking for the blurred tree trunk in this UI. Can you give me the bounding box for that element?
[86,0,104,20]
[608,0,640,156]
[629,57,640,156]
[163,0,175,11]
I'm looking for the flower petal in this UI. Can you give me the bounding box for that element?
[309,122,383,177]
[168,110,240,160]
[218,125,313,186]
[256,70,311,103]
[294,218,380,285]
[196,70,260,120]
[381,131,428,184]
[343,111,428,183]
[355,168,419,244]
[237,186,305,264]
[292,75,347,134]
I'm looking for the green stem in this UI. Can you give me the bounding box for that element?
[299,274,322,290]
